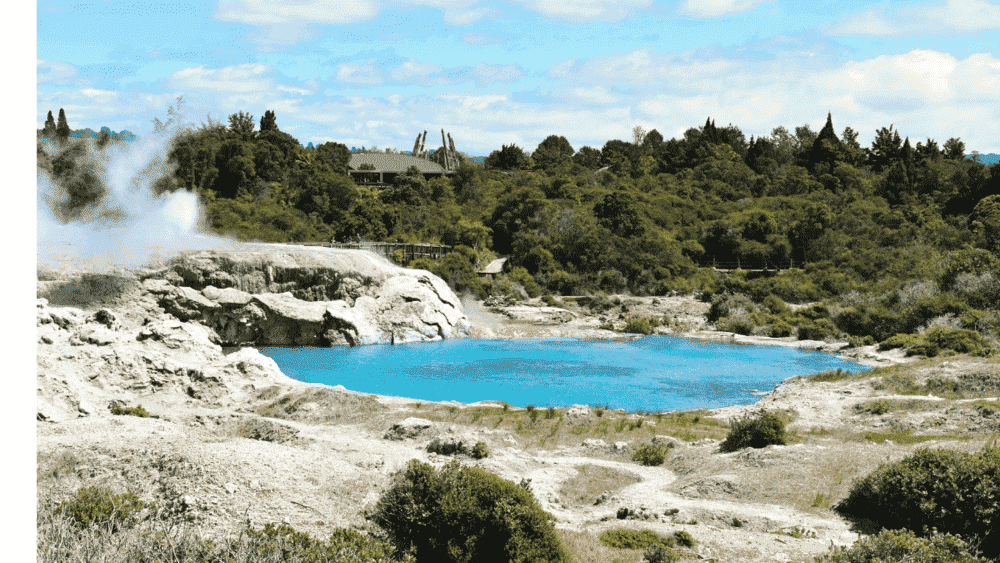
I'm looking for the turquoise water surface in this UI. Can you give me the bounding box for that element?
[259,336,868,412]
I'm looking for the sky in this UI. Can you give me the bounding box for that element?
[35,0,1000,156]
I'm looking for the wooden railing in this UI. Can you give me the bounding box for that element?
[326,242,453,263]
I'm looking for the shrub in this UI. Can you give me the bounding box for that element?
[925,326,993,357]
[54,486,150,532]
[643,543,681,563]
[541,294,559,307]
[243,523,415,562]
[816,529,985,563]
[769,320,794,338]
[797,318,839,341]
[545,406,558,419]
[672,530,696,548]
[719,412,788,453]
[471,441,489,459]
[368,460,570,563]
[599,528,674,550]
[632,443,671,466]
[109,404,150,417]
[624,316,653,335]
[707,292,758,322]
[834,443,1000,560]
[878,333,925,351]
[716,315,755,335]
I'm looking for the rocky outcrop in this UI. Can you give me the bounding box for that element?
[136,246,470,347]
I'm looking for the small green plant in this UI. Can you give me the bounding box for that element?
[545,406,558,419]
[109,404,149,417]
[471,441,489,459]
[855,399,893,415]
[541,294,559,307]
[719,411,788,452]
[614,418,628,432]
[599,529,674,550]
[631,443,671,466]
[812,368,849,382]
[811,492,831,508]
[527,405,539,423]
[672,530,695,548]
[594,406,605,417]
[54,486,151,532]
[643,543,681,563]
[816,529,985,563]
[624,316,653,335]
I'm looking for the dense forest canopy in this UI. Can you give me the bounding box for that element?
[38,106,1000,354]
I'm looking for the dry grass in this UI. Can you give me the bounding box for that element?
[399,404,730,449]
[558,464,642,507]
[555,529,646,563]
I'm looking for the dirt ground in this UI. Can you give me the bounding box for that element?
[36,291,1000,563]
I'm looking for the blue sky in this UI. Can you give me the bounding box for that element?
[36,0,1000,154]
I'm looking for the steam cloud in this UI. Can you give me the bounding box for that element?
[36,130,234,272]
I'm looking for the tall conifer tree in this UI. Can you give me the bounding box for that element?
[55,108,71,140]
[42,110,56,137]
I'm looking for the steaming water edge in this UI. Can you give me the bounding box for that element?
[260,336,868,412]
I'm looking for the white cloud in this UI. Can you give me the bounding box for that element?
[168,63,274,93]
[215,0,380,25]
[461,32,502,45]
[37,59,87,86]
[513,0,653,23]
[389,59,446,84]
[545,47,1000,152]
[335,63,384,86]
[470,63,525,86]
[677,0,773,19]
[822,0,1000,37]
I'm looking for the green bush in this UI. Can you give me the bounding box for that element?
[834,443,1000,560]
[471,441,489,459]
[643,543,681,563]
[672,530,695,548]
[797,318,839,341]
[631,443,671,466]
[719,412,788,453]
[54,486,150,532]
[599,528,674,550]
[716,315,755,335]
[368,460,570,563]
[541,294,559,307]
[925,327,993,357]
[878,333,925,351]
[624,316,654,335]
[816,529,985,563]
[244,523,415,562]
[109,404,150,417]
[769,320,794,338]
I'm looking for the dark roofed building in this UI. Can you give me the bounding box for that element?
[348,152,453,185]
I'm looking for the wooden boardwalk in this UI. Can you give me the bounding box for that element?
[325,241,453,262]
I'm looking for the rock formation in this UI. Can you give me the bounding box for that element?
[134,245,469,347]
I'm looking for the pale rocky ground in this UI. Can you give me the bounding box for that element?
[36,267,1000,563]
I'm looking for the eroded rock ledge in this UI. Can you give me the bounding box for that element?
[136,247,470,347]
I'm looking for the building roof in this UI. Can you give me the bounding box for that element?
[478,258,507,275]
[348,152,448,174]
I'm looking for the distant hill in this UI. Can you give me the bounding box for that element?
[968,153,999,164]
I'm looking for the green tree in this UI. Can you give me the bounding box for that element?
[259,109,278,133]
[532,135,574,170]
[970,194,1000,255]
[42,110,56,137]
[943,137,966,160]
[55,108,71,140]
[807,112,842,175]
[867,125,903,173]
[484,144,531,170]
[213,139,256,198]
[572,146,602,169]
[228,111,256,141]
[594,190,646,239]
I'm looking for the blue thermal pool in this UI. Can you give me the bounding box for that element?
[258,336,868,412]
